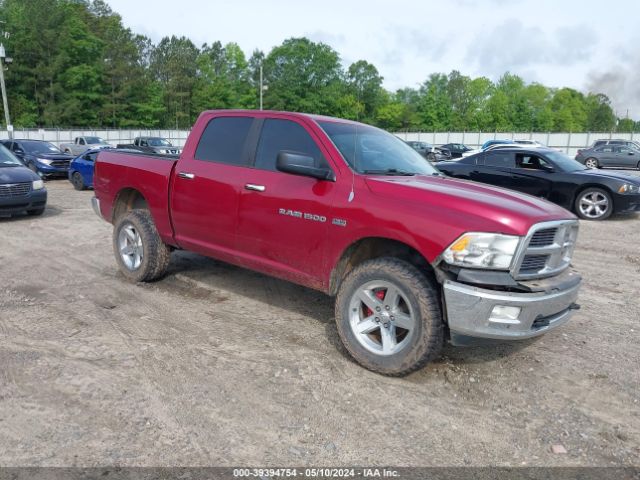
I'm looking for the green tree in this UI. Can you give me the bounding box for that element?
[616,118,635,133]
[192,42,254,114]
[346,60,383,122]
[261,37,345,114]
[150,36,199,128]
[585,93,616,131]
[550,88,587,132]
[417,73,451,131]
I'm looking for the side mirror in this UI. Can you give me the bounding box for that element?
[628,151,635,155]
[540,163,555,172]
[276,151,335,181]
[14,148,24,156]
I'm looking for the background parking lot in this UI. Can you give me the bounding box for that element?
[1,178,639,466]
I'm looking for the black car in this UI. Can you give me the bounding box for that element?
[440,143,472,158]
[0,144,47,216]
[1,139,73,178]
[436,147,640,220]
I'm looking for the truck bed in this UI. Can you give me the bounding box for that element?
[94,150,179,244]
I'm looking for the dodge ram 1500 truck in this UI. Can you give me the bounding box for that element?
[92,110,582,376]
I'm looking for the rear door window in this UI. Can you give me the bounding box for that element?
[484,151,515,168]
[195,116,254,166]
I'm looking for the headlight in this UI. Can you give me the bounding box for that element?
[32,180,44,190]
[442,233,521,270]
[618,184,640,194]
[37,158,53,165]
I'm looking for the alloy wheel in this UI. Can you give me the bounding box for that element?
[117,224,144,270]
[578,191,609,219]
[348,280,415,356]
[585,158,598,169]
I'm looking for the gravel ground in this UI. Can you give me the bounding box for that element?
[0,177,639,467]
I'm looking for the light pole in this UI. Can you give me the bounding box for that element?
[0,43,11,138]
[259,64,268,110]
[259,64,263,110]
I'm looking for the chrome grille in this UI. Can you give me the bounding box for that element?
[529,228,557,247]
[0,182,32,197]
[520,255,549,273]
[512,220,579,280]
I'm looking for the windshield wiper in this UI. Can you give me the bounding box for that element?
[362,168,416,176]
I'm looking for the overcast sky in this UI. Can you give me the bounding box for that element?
[108,0,640,119]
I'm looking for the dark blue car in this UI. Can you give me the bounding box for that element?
[0,144,47,216]
[68,148,101,190]
[1,139,73,178]
[68,147,139,190]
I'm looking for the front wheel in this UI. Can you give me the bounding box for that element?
[575,188,613,220]
[113,210,171,282]
[335,257,443,376]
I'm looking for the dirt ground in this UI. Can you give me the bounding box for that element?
[1,178,639,467]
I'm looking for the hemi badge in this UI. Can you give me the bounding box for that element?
[332,218,347,227]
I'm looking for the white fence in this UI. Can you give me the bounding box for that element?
[394,131,640,156]
[0,129,191,148]
[1,128,638,156]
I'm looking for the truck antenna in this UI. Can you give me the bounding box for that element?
[348,123,357,203]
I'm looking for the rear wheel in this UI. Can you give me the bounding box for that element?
[71,172,86,191]
[335,257,443,376]
[113,210,171,282]
[584,157,599,169]
[574,188,613,220]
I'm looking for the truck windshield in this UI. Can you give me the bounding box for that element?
[147,138,172,146]
[85,137,106,144]
[318,121,438,176]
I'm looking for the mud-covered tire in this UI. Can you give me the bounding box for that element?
[335,257,444,376]
[112,210,171,282]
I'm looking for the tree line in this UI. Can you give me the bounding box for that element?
[0,0,638,132]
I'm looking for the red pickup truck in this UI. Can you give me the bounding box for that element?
[92,110,582,376]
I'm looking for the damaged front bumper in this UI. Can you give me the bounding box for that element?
[442,268,581,344]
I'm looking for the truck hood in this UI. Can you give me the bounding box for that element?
[364,174,574,236]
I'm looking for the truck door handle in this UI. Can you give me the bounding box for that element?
[245,184,266,192]
[178,172,195,179]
